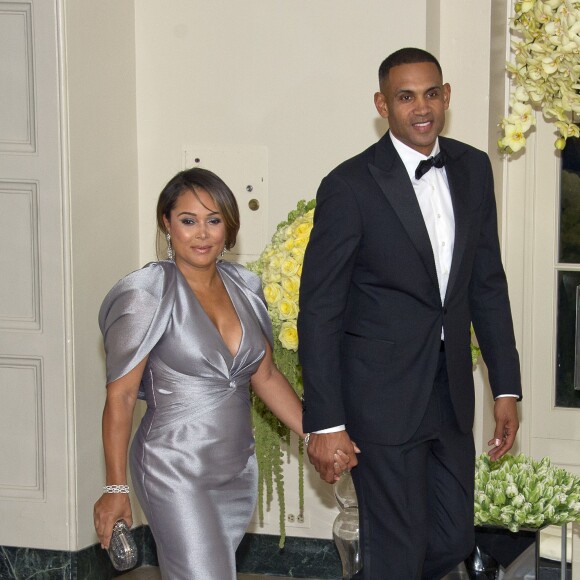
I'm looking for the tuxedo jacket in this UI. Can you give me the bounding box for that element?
[298,132,522,445]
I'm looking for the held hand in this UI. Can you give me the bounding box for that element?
[307,432,359,484]
[93,493,133,549]
[488,397,519,461]
[333,441,361,481]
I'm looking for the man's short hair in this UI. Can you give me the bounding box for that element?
[378,48,442,84]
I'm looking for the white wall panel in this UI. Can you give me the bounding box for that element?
[0,357,44,499]
[0,182,40,329]
[0,2,36,153]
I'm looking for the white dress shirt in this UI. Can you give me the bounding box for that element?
[390,133,454,306]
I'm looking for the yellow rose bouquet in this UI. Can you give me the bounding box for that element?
[247,199,315,546]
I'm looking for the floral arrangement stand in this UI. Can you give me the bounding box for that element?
[472,524,572,579]
[472,524,545,577]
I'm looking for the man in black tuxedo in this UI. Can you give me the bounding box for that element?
[297,48,521,579]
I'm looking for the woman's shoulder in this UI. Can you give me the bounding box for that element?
[218,260,262,294]
[107,260,176,296]
[99,261,177,327]
[98,261,177,385]
[121,260,175,283]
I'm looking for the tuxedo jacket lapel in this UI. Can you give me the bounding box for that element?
[369,135,439,292]
[441,142,472,304]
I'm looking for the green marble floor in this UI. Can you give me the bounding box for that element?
[118,564,470,579]
[119,567,318,579]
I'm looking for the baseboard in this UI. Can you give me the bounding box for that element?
[1,529,568,579]
[0,529,341,579]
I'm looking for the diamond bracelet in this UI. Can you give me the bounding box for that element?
[103,484,130,494]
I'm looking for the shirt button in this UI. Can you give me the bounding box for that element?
[442,241,446,247]
[229,380,236,388]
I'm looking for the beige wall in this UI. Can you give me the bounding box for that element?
[65,0,140,548]
[135,1,427,262]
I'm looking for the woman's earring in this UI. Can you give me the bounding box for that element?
[166,232,174,261]
[220,247,226,258]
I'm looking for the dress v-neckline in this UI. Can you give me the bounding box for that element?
[175,264,244,360]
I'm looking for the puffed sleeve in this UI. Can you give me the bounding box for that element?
[218,261,274,349]
[98,261,177,386]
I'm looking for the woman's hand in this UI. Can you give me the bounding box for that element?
[332,441,361,480]
[93,493,133,549]
[333,449,351,479]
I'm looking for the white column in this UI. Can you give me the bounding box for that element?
[427,0,515,455]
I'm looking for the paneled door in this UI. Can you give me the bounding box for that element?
[0,0,72,549]
[528,119,580,471]
[522,116,580,574]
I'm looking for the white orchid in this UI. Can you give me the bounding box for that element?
[499,0,580,153]
[508,100,537,132]
[499,121,527,153]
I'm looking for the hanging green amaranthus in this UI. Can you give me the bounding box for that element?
[247,199,315,548]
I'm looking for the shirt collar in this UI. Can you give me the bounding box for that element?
[389,132,441,183]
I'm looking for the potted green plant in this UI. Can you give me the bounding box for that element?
[474,452,580,531]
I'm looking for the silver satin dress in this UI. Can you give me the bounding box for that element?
[99,260,273,580]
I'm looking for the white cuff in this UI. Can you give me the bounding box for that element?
[313,425,346,434]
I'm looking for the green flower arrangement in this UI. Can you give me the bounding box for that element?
[499,0,580,153]
[474,453,580,532]
[248,199,482,545]
[247,199,315,547]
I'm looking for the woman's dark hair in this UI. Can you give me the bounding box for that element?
[156,167,240,257]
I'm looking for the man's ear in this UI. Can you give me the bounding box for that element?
[374,91,389,119]
[443,83,451,110]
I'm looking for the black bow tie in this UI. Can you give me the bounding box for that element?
[415,151,446,180]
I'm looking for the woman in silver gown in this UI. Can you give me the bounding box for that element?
[93,168,350,579]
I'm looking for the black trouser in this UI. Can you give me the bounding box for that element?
[351,352,475,580]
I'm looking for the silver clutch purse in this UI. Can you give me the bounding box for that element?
[108,519,138,571]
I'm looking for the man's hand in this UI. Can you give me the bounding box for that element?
[307,431,359,483]
[488,397,519,461]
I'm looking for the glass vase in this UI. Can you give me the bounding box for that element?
[333,472,362,578]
